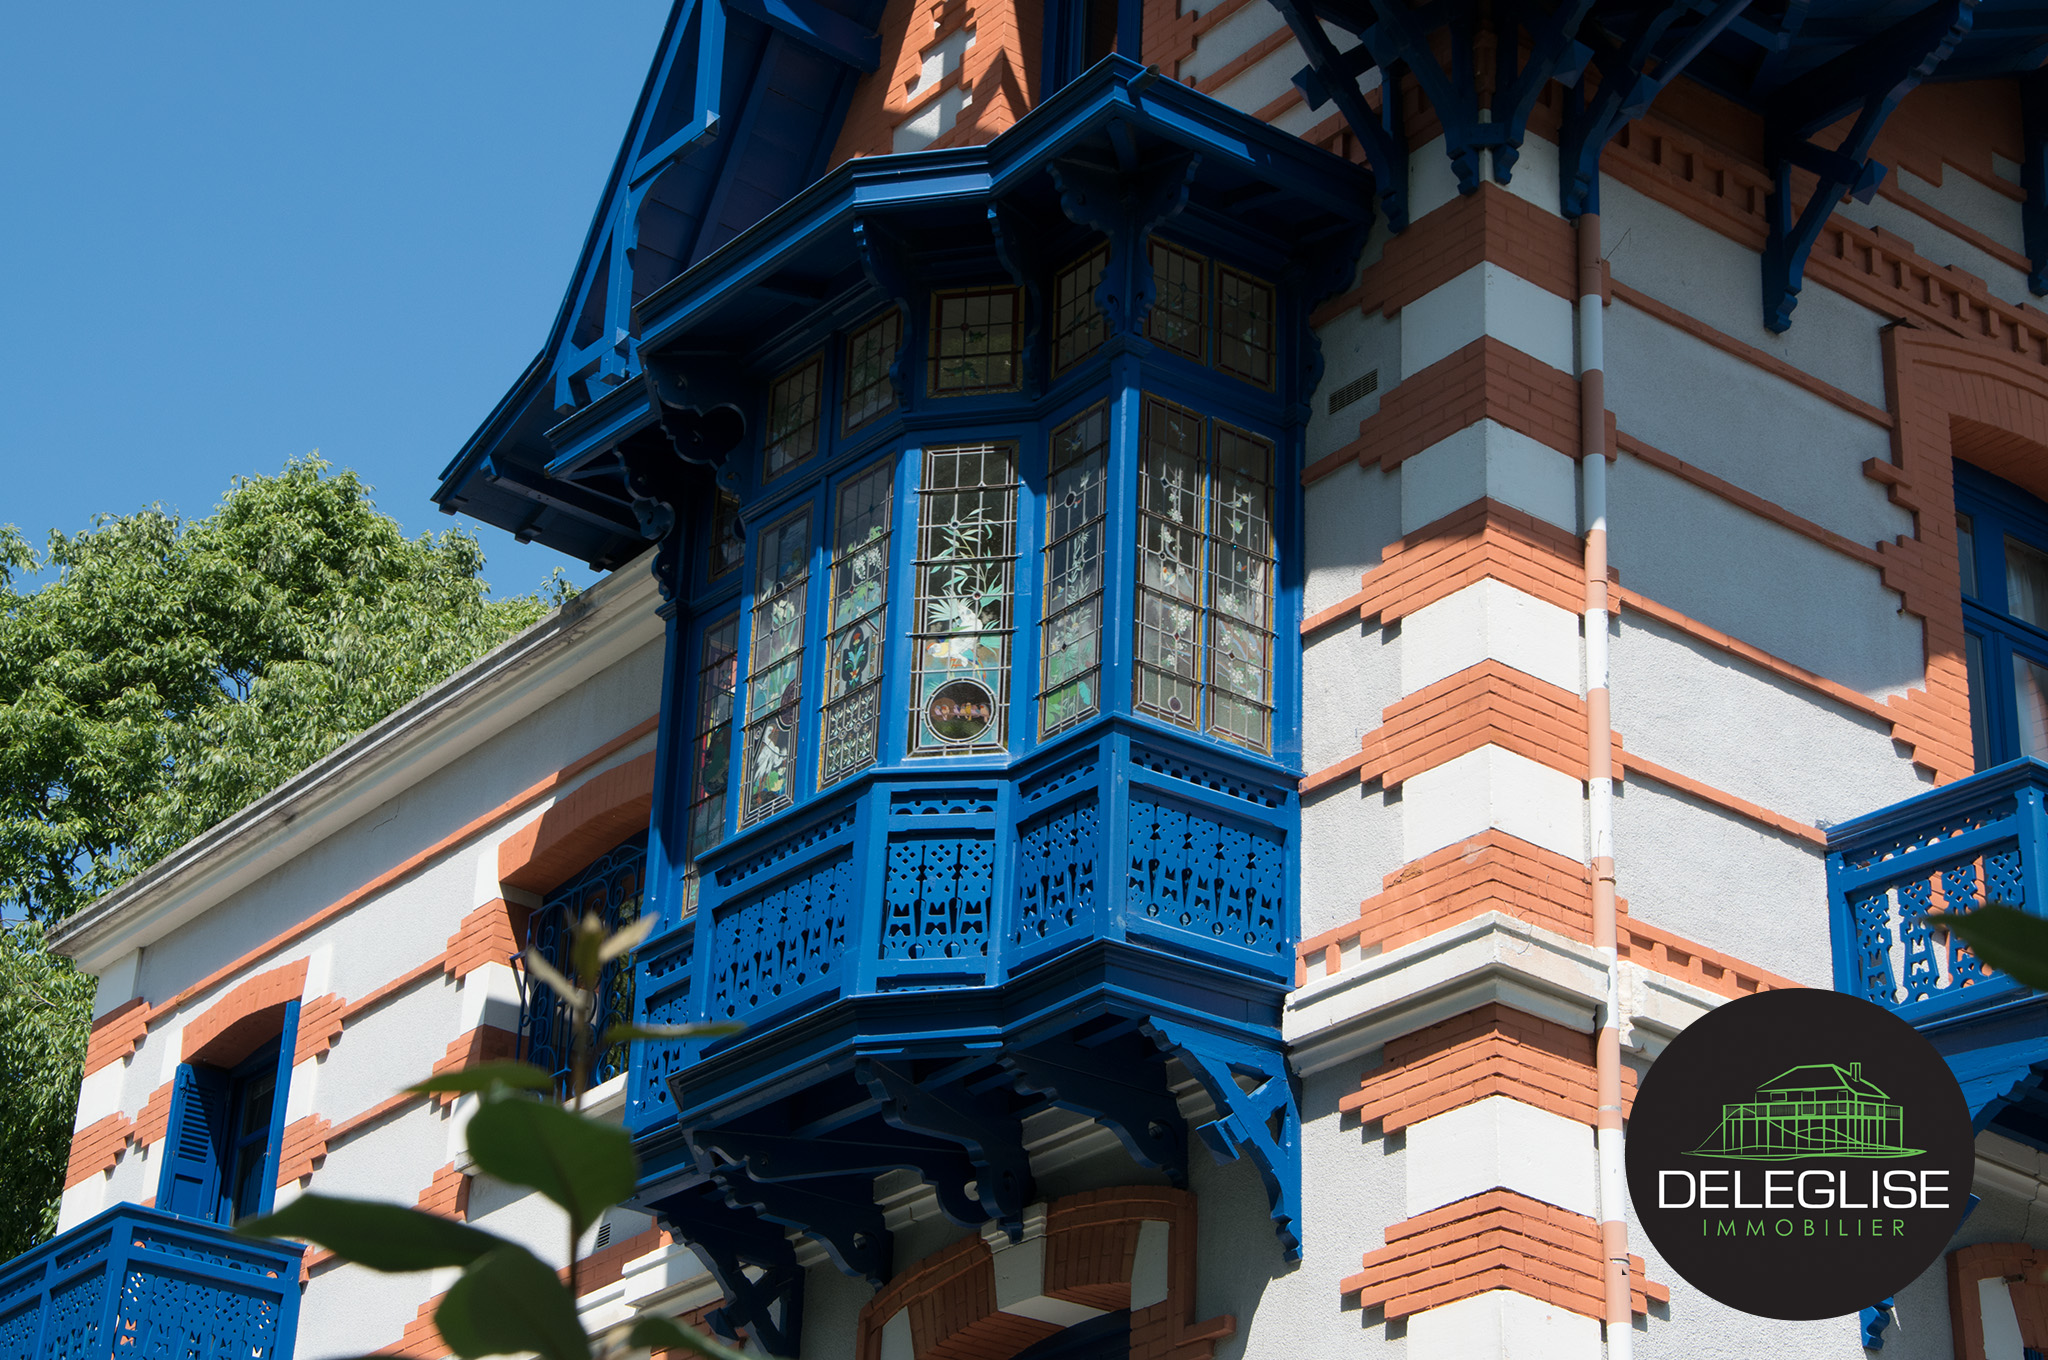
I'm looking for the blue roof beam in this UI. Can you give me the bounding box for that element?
[723,0,881,72]
[1760,0,1979,332]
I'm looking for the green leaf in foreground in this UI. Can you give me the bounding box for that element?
[435,1244,589,1360]
[626,1313,751,1360]
[237,1194,509,1272]
[1934,905,2048,991]
[464,1098,637,1236]
[404,1061,557,1097]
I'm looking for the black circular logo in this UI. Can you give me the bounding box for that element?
[1627,989,1973,1320]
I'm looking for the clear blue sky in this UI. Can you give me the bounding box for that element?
[1,2,674,601]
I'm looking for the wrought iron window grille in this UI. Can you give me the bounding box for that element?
[517,834,648,1095]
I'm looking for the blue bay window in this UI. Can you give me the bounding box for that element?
[454,58,1373,1354]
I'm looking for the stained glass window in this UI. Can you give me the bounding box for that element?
[1216,267,1276,388]
[911,443,1018,755]
[1054,246,1108,374]
[764,355,823,479]
[683,614,739,915]
[741,509,812,824]
[1040,403,1108,736]
[710,491,744,580]
[822,461,894,784]
[1147,241,1206,361]
[929,287,1025,395]
[1134,397,1275,752]
[844,311,902,432]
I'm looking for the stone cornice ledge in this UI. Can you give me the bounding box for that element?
[1285,912,1732,1077]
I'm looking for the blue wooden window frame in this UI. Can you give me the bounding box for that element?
[157,1001,298,1225]
[1957,461,2048,768]
[520,833,648,1093]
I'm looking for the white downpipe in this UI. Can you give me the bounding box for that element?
[1578,212,1630,1360]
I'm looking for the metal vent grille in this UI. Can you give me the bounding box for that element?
[1327,369,1380,415]
[594,1222,612,1250]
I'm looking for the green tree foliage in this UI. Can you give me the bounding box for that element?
[0,455,572,1256]
[0,921,96,1259]
[1,456,571,922]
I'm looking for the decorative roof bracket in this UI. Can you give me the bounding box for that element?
[1046,142,1200,335]
[1000,1036,1191,1184]
[1558,0,1753,217]
[652,1183,807,1359]
[860,1058,1037,1242]
[1760,0,1978,331]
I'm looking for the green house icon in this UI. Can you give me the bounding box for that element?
[1690,1062,1922,1161]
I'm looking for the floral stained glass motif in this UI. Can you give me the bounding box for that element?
[687,615,740,865]
[1147,240,1206,360]
[1134,397,1275,752]
[1216,267,1276,387]
[1053,246,1108,374]
[912,443,1018,754]
[764,355,824,479]
[741,509,812,825]
[822,461,894,784]
[844,310,903,432]
[1041,403,1108,736]
[930,288,1025,395]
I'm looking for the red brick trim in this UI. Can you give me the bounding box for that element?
[445,898,531,980]
[132,1081,175,1150]
[856,1187,1233,1360]
[1302,660,1619,795]
[181,959,308,1067]
[1304,337,1589,485]
[1339,1003,1634,1132]
[1948,1241,2048,1359]
[65,1112,132,1188]
[1312,182,1577,327]
[1873,178,2031,276]
[82,998,149,1078]
[1301,499,1589,635]
[1342,1188,1667,1322]
[1615,917,1799,998]
[416,1162,471,1222]
[497,751,656,894]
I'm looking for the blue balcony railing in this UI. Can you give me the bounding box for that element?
[0,1204,303,1360]
[1827,757,2048,1029]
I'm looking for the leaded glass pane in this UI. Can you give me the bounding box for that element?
[764,355,824,479]
[1216,266,1276,387]
[1208,422,1275,749]
[1053,246,1108,374]
[2006,534,2048,628]
[741,509,811,824]
[822,461,894,784]
[844,310,902,432]
[1136,398,1204,728]
[1147,240,1206,360]
[1041,403,1108,736]
[687,614,740,873]
[710,491,744,580]
[930,287,1024,395]
[912,443,1018,754]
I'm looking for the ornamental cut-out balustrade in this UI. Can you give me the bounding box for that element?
[1827,758,2048,1028]
[0,1206,303,1360]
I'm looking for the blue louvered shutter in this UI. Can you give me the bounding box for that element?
[157,1061,229,1218]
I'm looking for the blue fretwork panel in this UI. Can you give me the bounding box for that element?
[1015,795,1101,963]
[0,1205,303,1360]
[707,851,854,1024]
[1828,758,2048,1154]
[881,836,994,962]
[1126,793,1287,964]
[626,925,697,1130]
